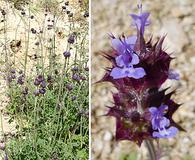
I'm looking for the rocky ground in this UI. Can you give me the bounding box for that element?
[92,0,195,160]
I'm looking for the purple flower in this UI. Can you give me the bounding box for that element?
[99,2,184,146]
[111,36,137,53]
[39,88,46,94]
[111,36,137,65]
[115,52,139,67]
[72,74,80,81]
[110,37,146,79]
[149,105,168,129]
[17,75,25,85]
[168,69,180,80]
[130,12,150,34]
[153,126,178,138]
[149,105,178,138]
[110,65,146,79]
[71,66,79,72]
[68,34,75,44]
[34,79,40,86]
[63,51,71,58]
[37,75,44,82]
[40,81,47,88]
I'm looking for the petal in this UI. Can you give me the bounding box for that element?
[127,67,146,79]
[152,131,163,138]
[141,12,150,22]
[110,67,127,79]
[153,126,178,138]
[159,117,170,128]
[158,126,178,138]
[159,105,168,115]
[112,38,125,54]
[148,107,158,115]
[126,36,137,46]
[130,12,150,34]
[122,53,133,66]
[130,13,139,20]
[151,118,158,130]
[131,53,140,65]
[130,14,141,28]
[115,55,125,67]
[166,126,178,138]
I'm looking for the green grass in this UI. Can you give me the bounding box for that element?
[6,71,89,159]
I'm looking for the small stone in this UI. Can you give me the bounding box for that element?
[103,131,112,141]
[160,18,188,53]
[171,7,190,18]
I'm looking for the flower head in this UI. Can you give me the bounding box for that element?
[63,51,71,58]
[68,34,75,44]
[17,75,25,85]
[149,105,178,138]
[98,3,184,146]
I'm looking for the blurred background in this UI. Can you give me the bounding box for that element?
[91,0,195,159]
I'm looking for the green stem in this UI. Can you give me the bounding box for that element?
[51,59,67,147]
[145,140,157,160]
[0,110,5,141]
[33,97,38,158]
[24,5,31,75]
[3,12,9,86]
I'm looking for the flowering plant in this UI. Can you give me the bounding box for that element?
[99,2,184,159]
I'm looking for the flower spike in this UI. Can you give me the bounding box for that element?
[99,2,184,147]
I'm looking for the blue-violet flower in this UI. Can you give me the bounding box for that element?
[149,105,178,138]
[110,36,146,79]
